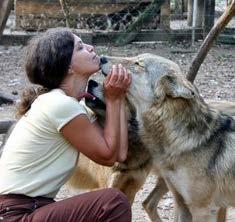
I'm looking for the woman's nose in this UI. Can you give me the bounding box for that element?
[86,44,94,52]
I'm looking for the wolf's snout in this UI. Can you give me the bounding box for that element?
[88,79,99,88]
[100,56,108,65]
[100,56,109,76]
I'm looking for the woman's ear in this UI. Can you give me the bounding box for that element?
[155,73,195,99]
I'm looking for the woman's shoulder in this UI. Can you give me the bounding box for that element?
[37,89,77,105]
[40,88,67,99]
[34,88,85,114]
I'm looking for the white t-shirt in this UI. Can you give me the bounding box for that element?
[0,89,96,198]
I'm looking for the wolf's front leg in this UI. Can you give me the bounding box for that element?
[217,207,226,222]
[162,176,192,222]
[173,191,192,222]
[142,177,169,222]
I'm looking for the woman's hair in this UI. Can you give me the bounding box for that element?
[17,28,75,116]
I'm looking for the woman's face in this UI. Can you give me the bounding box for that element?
[70,35,100,77]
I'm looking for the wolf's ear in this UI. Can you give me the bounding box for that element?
[155,73,195,99]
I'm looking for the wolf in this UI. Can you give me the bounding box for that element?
[67,53,235,222]
[98,53,235,222]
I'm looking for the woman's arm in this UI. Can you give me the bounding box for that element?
[61,64,131,166]
[116,99,128,162]
[103,65,131,163]
[60,102,122,166]
[102,99,121,162]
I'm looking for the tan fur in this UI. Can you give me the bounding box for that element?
[67,53,235,222]
[68,152,152,204]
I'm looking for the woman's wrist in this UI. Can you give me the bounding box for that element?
[105,97,122,106]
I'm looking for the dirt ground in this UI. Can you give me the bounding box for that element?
[0,41,234,221]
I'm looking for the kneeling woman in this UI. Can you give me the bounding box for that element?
[0,28,132,222]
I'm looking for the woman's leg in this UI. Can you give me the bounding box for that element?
[26,188,131,222]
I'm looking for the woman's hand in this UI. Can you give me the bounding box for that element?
[103,64,132,101]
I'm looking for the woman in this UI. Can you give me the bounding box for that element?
[0,28,132,222]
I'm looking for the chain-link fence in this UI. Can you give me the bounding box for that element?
[15,0,161,31]
[12,0,234,31]
[2,0,235,44]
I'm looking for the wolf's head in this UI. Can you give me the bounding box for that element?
[86,53,201,123]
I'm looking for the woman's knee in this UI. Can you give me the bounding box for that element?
[101,188,131,221]
[104,188,130,205]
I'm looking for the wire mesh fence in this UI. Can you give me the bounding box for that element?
[12,0,234,31]
[3,0,235,45]
[15,0,160,31]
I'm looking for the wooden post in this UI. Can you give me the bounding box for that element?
[174,0,183,19]
[192,0,198,44]
[203,0,215,38]
[0,0,13,38]
[160,0,170,30]
[196,0,204,27]
[183,0,188,12]
[187,0,193,26]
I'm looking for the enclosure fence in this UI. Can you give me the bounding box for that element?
[2,0,235,45]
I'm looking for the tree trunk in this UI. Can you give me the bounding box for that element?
[0,0,13,38]
[187,0,235,83]
[114,0,166,46]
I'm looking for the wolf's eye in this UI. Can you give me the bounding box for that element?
[134,61,145,68]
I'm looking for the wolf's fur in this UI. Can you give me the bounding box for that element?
[101,54,235,221]
[67,53,235,222]
[68,106,153,204]
[68,82,152,205]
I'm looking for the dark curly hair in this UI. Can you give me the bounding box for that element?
[17,28,75,116]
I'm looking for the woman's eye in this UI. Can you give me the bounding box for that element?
[77,46,83,50]
[76,43,83,50]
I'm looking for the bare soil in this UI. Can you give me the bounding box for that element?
[0,41,234,221]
